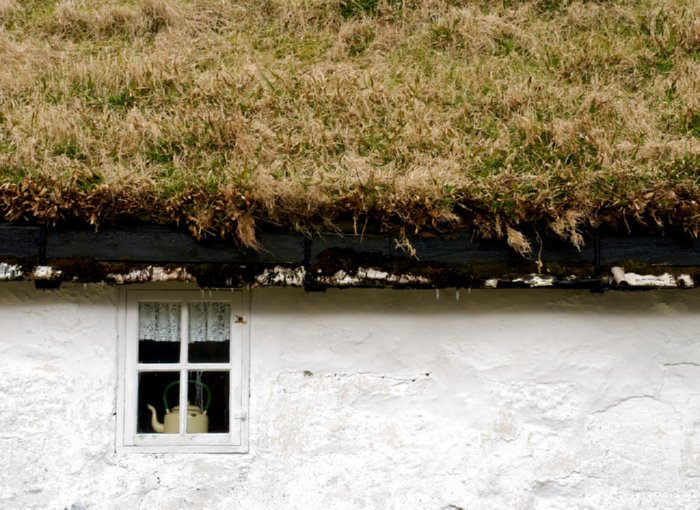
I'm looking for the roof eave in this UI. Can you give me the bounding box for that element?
[1,224,699,290]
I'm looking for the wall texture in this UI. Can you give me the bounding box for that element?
[1,283,699,509]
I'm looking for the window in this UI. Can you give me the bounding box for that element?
[117,289,250,453]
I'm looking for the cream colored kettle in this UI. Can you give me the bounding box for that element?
[146,380,211,433]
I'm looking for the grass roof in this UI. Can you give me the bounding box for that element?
[0,0,698,253]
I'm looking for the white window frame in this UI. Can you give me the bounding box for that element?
[117,288,250,454]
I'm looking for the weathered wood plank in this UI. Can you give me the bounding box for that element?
[0,222,698,270]
[45,227,305,264]
[535,236,594,264]
[600,236,700,266]
[310,234,393,260]
[407,232,519,265]
[0,224,41,258]
[310,231,524,265]
[309,231,592,266]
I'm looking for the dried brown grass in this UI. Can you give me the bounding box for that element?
[0,0,699,250]
[0,0,19,17]
[50,0,179,39]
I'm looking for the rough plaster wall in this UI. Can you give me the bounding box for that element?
[1,284,699,509]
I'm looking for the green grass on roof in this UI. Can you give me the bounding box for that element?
[0,0,698,251]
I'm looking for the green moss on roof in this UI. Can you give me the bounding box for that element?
[0,0,698,251]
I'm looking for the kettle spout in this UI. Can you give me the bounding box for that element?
[146,404,165,432]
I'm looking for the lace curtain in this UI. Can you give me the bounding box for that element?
[138,302,230,342]
[189,302,230,343]
[139,303,180,342]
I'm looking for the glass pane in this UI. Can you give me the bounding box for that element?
[137,371,180,434]
[138,302,180,363]
[187,371,229,433]
[188,302,230,363]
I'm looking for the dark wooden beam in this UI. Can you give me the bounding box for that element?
[307,231,593,266]
[309,234,394,259]
[407,233,519,265]
[600,236,700,266]
[0,223,699,272]
[44,227,305,264]
[0,224,41,259]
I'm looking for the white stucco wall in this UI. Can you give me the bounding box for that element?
[1,283,699,509]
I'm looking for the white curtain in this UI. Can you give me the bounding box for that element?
[189,303,230,343]
[138,303,180,342]
[138,302,230,343]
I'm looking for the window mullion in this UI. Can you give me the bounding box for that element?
[179,302,189,436]
[137,363,231,371]
[229,300,236,435]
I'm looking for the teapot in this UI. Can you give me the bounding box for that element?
[147,379,211,433]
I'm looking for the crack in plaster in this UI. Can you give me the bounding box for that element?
[663,362,700,368]
[591,394,659,415]
[288,370,432,385]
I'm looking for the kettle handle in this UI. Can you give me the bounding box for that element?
[163,379,212,414]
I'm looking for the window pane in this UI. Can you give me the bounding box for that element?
[137,371,180,434]
[188,302,230,363]
[138,302,180,363]
[188,371,229,433]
